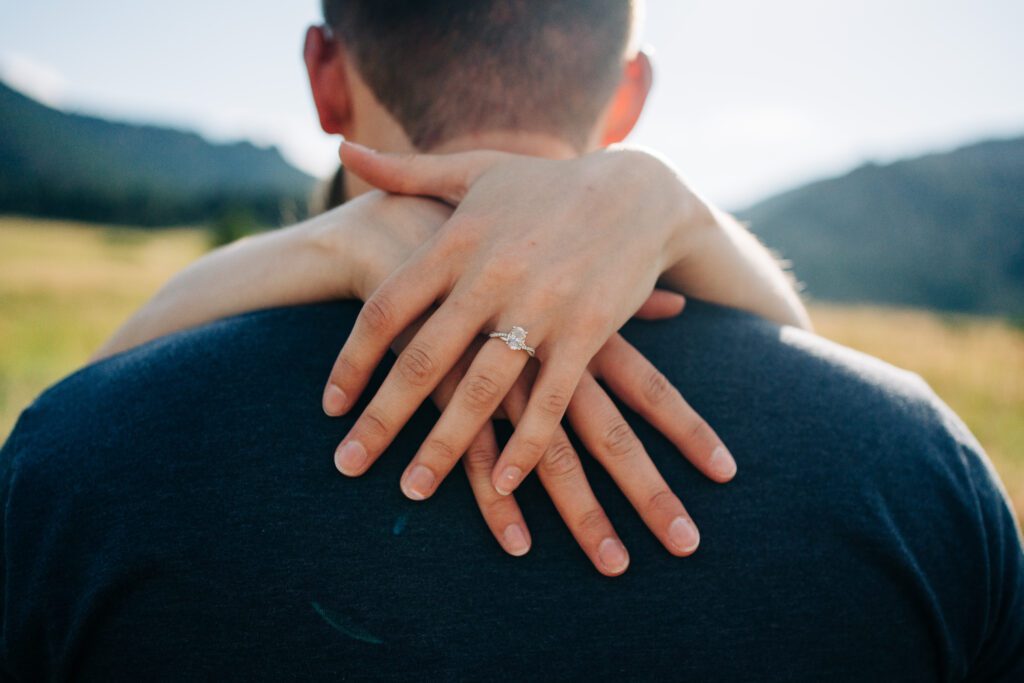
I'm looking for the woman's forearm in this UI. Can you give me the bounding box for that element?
[662,202,812,330]
[92,213,352,361]
[92,150,810,366]
[625,148,810,331]
[605,148,809,330]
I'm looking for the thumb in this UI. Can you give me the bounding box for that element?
[633,289,687,321]
[339,141,507,205]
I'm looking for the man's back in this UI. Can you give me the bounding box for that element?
[2,301,1021,681]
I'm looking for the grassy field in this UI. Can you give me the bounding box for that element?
[1,215,1022,519]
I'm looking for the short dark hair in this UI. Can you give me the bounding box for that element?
[322,0,638,151]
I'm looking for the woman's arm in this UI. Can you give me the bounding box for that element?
[652,157,811,330]
[321,143,808,510]
[90,147,798,573]
[97,147,807,364]
[89,183,720,574]
[92,194,450,361]
[94,221,335,361]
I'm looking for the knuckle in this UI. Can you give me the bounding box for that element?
[539,438,580,479]
[425,437,459,463]
[461,373,503,413]
[576,309,609,336]
[436,220,479,255]
[642,369,673,405]
[520,277,576,313]
[480,251,526,288]
[396,343,437,387]
[397,177,420,196]
[330,353,360,383]
[358,409,390,439]
[532,288,560,311]
[520,435,551,461]
[464,442,496,471]
[540,277,578,306]
[645,489,679,515]
[685,417,712,445]
[575,508,609,536]
[481,499,511,522]
[360,293,397,335]
[538,388,572,418]
[601,419,638,460]
[581,313,610,339]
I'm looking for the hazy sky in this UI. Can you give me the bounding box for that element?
[2,0,1022,208]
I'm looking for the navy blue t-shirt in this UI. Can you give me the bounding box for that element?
[2,301,1022,681]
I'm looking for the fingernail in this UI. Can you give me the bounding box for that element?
[495,466,523,496]
[335,440,367,476]
[709,446,737,480]
[597,537,630,575]
[342,140,374,153]
[322,383,348,416]
[402,465,436,501]
[503,524,531,556]
[668,516,700,554]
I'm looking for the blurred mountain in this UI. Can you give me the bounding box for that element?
[740,137,1024,316]
[4,77,1022,316]
[0,80,315,226]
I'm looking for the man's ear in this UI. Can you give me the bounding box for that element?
[599,49,654,146]
[304,25,354,137]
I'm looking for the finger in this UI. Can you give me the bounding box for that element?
[322,251,447,417]
[492,349,588,496]
[633,289,686,321]
[333,296,488,477]
[423,341,530,556]
[339,142,507,205]
[593,335,737,483]
[569,372,700,556]
[462,423,532,557]
[426,334,481,404]
[502,373,629,576]
[436,329,509,420]
[399,338,529,500]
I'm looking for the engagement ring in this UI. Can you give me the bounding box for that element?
[488,326,536,357]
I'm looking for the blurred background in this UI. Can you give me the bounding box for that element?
[1,1,1021,514]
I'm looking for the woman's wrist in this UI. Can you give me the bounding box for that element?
[95,215,363,361]
[659,207,812,329]
[612,149,810,329]
[601,147,715,270]
[301,206,363,300]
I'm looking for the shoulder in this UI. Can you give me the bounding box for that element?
[0,301,362,489]
[635,300,1013,505]
[624,302,961,467]
[623,301,1024,676]
[0,301,371,677]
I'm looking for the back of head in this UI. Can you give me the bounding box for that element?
[322,0,639,150]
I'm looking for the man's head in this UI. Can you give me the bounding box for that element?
[305,0,651,161]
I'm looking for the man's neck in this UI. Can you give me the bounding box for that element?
[431,130,580,159]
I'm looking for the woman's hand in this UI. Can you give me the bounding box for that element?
[325,143,719,502]
[322,144,740,573]
[372,292,725,575]
[95,148,739,575]
[322,187,731,573]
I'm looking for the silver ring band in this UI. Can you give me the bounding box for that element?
[488,326,535,357]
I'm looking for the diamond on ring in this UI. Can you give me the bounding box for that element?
[489,326,536,357]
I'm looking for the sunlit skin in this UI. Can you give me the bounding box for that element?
[96,23,808,576]
[322,145,729,571]
[304,25,807,570]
